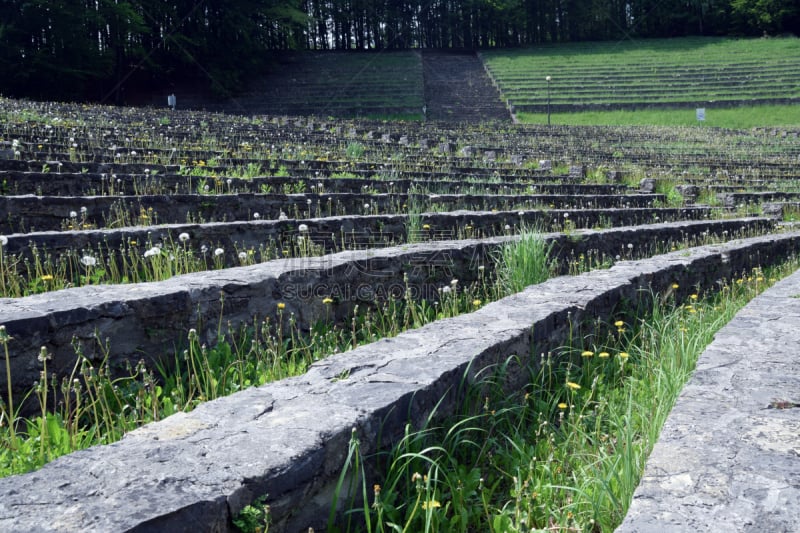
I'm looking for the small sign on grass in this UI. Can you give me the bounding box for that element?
[696,108,706,121]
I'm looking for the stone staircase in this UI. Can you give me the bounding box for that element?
[422,50,511,123]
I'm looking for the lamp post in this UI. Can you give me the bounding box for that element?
[545,76,552,126]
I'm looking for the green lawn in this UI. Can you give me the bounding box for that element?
[517,104,800,128]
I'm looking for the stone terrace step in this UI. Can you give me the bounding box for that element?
[1,232,799,532]
[423,50,511,123]
[0,217,755,399]
[0,192,667,233]
[617,267,800,532]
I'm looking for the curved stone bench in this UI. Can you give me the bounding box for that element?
[616,267,800,532]
[1,231,799,532]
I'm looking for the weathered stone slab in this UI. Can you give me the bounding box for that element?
[0,232,799,532]
[616,268,800,533]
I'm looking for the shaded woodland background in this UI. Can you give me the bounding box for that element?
[1,0,798,102]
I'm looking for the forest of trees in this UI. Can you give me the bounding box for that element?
[0,0,797,102]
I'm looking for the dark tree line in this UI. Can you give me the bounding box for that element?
[0,0,797,101]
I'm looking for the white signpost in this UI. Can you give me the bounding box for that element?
[696,108,706,121]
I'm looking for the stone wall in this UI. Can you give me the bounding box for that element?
[0,218,770,402]
[0,192,664,233]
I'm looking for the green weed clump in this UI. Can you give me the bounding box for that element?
[494,228,556,294]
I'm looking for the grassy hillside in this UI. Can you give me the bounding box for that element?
[481,37,800,127]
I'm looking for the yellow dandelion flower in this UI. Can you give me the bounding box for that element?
[617,328,626,333]
[322,297,333,305]
[421,499,441,510]
[130,240,137,245]
[41,274,54,281]
[672,283,679,289]
[581,350,593,357]
[566,381,581,390]
[690,294,698,300]
[618,352,629,359]
[599,351,610,358]
[422,224,430,230]
[689,308,697,314]
[472,299,482,307]
[557,402,568,410]
[614,320,624,327]
[277,302,285,310]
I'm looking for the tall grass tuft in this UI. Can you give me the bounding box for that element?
[494,226,556,295]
